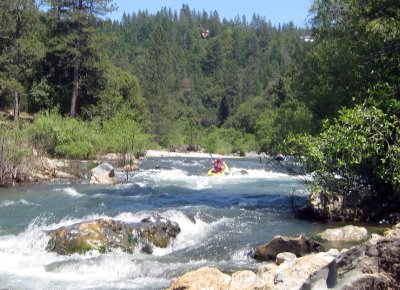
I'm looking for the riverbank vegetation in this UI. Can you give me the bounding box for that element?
[0,0,399,215]
[284,0,400,213]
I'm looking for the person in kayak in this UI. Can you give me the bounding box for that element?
[212,158,225,173]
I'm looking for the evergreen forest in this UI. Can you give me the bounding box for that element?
[0,0,399,204]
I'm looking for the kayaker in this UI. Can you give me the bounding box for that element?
[212,158,225,173]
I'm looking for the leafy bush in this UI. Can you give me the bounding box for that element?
[0,125,33,187]
[27,109,62,155]
[198,126,259,155]
[256,99,315,154]
[200,126,233,155]
[28,110,96,159]
[232,133,259,155]
[53,118,96,159]
[97,108,151,160]
[286,103,400,196]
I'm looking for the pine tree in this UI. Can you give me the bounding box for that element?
[46,0,115,117]
[0,0,44,120]
[143,24,174,144]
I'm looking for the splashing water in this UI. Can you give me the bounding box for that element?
[0,156,325,289]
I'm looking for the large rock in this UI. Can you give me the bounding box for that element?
[168,251,337,290]
[253,234,325,262]
[89,162,117,185]
[169,223,400,290]
[46,219,135,255]
[123,163,139,172]
[272,251,337,289]
[294,190,395,223]
[319,225,368,242]
[277,223,400,289]
[138,215,181,253]
[46,215,181,255]
[332,237,398,289]
[168,267,231,290]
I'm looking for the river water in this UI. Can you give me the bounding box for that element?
[0,156,329,289]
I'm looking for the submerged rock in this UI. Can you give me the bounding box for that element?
[46,215,181,255]
[123,163,139,172]
[232,170,249,176]
[253,234,325,262]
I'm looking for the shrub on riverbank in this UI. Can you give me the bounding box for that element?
[200,126,259,155]
[29,110,96,159]
[285,100,400,221]
[0,125,34,187]
[0,109,153,186]
[28,109,151,160]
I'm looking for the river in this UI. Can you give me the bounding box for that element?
[0,156,329,289]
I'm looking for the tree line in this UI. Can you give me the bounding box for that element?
[1,0,399,206]
[0,0,312,153]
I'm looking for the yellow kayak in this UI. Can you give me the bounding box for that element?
[207,162,230,176]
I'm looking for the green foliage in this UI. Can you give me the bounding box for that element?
[28,109,62,154]
[105,8,309,144]
[282,0,400,204]
[28,109,152,160]
[0,0,46,118]
[225,96,270,134]
[53,119,96,159]
[199,126,258,155]
[45,0,116,117]
[0,125,33,187]
[83,65,150,128]
[98,108,151,159]
[200,127,231,155]
[288,103,400,196]
[28,110,96,159]
[256,99,315,153]
[1,2,312,154]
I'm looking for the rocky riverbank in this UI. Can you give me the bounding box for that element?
[26,150,250,184]
[294,190,400,225]
[168,223,400,290]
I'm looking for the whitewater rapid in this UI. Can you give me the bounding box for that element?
[0,156,316,289]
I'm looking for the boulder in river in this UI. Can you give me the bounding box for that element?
[89,162,117,185]
[46,215,181,255]
[138,214,181,253]
[252,234,325,262]
[46,219,135,255]
[319,225,368,242]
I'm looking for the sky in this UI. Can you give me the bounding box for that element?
[108,0,314,27]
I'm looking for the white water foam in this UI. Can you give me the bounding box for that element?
[160,158,204,167]
[54,187,85,198]
[129,167,299,192]
[0,211,222,289]
[0,199,39,208]
[114,210,230,256]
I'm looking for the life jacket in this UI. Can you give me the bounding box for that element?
[212,159,224,171]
